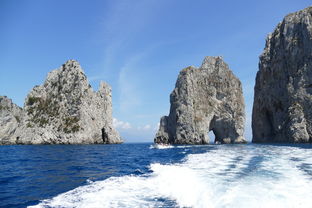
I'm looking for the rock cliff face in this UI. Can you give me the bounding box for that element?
[0,96,23,144]
[155,56,246,144]
[0,60,122,144]
[252,7,312,143]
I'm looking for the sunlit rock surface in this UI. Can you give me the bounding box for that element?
[155,56,246,144]
[0,60,122,144]
[0,96,23,144]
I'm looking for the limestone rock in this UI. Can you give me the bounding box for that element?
[155,56,246,144]
[252,7,312,143]
[0,96,23,144]
[0,60,122,144]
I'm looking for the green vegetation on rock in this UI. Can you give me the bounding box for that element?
[27,97,60,127]
[63,116,80,133]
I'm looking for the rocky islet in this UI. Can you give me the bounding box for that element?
[0,60,122,144]
[252,6,312,143]
[0,96,23,144]
[155,56,246,144]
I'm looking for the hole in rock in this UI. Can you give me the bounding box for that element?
[101,128,108,143]
[208,131,216,144]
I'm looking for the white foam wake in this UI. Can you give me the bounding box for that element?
[149,143,174,149]
[30,145,312,208]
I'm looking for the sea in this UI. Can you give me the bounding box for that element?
[1,143,312,208]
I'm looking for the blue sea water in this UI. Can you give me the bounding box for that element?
[1,143,312,208]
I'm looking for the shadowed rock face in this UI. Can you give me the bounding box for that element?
[0,60,122,144]
[0,96,23,144]
[252,7,312,143]
[155,56,246,144]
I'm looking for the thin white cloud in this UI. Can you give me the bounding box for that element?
[113,117,158,132]
[143,124,151,130]
[117,54,144,112]
[113,118,159,142]
[90,0,163,81]
[113,118,132,130]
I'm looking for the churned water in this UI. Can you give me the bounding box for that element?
[1,143,312,208]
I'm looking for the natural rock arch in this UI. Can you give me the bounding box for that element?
[155,56,246,144]
[208,115,239,144]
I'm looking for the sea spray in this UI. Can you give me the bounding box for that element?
[30,145,312,208]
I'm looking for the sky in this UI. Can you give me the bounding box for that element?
[0,0,311,143]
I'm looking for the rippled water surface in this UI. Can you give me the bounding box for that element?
[1,143,312,207]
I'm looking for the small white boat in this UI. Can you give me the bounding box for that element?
[150,143,174,149]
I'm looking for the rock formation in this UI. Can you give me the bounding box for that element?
[252,7,312,143]
[155,56,246,144]
[0,96,23,144]
[0,60,122,144]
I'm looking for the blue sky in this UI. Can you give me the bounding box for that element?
[0,0,311,142]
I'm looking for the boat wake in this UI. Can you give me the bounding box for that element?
[30,145,312,208]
